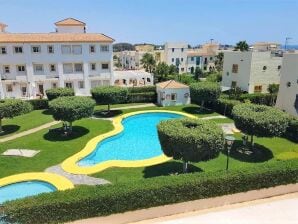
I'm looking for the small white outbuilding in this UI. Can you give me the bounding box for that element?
[156,80,190,107]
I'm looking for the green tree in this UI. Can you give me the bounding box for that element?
[46,88,75,101]
[0,99,32,132]
[267,84,279,106]
[140,53,156,73]
[215,52,224,71]
[169,64,178,75]
[190,82,221,108]
[232,104,289,149]
[91,86,128,112]
[194,67,203,80]
[234,41,249,51]
[157,118,224,172]
[176,73,196,85]
[49,96,95,133]
[154,62,170,82]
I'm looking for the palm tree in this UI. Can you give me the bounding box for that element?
[234,41,249,51]
[140,53,156,73]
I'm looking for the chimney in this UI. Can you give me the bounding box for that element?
[0,23,7,33]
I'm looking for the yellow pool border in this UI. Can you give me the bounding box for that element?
[61,110,197,175]
[0,172,74,191]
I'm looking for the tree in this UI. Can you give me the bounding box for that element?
[206,72,222,82]
[154,62,170,82]
[190,82,221,108]
[46,88,75,101]
[157,118,224,172]
[232,104,289,149]
[49,96,95,133]
[91,86,128,112]
[194,67,203,80]
[0,99,32,132]
[176,73,196,85]
[215,52,224,71]
[140,53,156,73]
[234,41,249,51]
[168,64,178,74]
[267,84,279,106]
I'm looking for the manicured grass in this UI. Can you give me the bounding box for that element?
[0,110,54,138]
[0,118,113,178]
[210,117,234,123]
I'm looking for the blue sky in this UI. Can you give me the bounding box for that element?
[0,0,297,45]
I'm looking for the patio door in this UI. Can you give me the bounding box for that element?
[38,84,44,95]
[21,85,27,97]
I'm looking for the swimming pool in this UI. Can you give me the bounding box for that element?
[78,112,183,166]
[0,181,56,204]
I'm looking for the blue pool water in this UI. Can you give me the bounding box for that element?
[79,112,182,166]
[0,181,56,204]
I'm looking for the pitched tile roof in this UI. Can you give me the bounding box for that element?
[55,18,86,26]
[0,33,114,43]
[156,80,189,89]
[0,23,7,27]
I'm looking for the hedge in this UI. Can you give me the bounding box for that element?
[239,93,277,106]
[285,117,298,143]
[127,86,156,93]
[127,92,156,103]
[45,88,75,101]
[2,160,298,224]
[189,82,221,106]
[207,98,241,117]
[28,99,49,110]
[91,86,128,105]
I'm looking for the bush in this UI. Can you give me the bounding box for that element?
[127,86,156,93]
[91,86,128,111]
[157,118,224,172]
[45,88,75,101]
[190,82,221,107]
[127,92,156,103]
[239,93,276,106]
[213,98,241,116]
[284,117,298,143]
[28,99,49,110]
[49,96,95,131]
[232,104,289,148]
[2,160,298,224]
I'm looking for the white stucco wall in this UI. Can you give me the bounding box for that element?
[164,42,188,74]
[276,53,298,117]
[56,26,85,33]
[156,86,190,107]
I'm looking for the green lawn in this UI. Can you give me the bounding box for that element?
[0,118,113,178]
[0,110,54,138]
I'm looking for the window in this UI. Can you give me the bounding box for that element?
[34,64,43,73]
[3,65,10,73]
[89,45,96,53]
[210,57,213,61]
[263,66,267,71]
[100,45,109,52]
[191,57,194,61]
[172,48,174,52]
[52,83,57,88]
[254,85,262,93]
[181,58,184,62]
[232,64,238,73]
[63,63,73,74]
[172,58,174,62]
[181,67,184,72]
[78,81,84,89]
[90,63,96,71]
[101,63,109,70]
[49,64,56,72]
[14,46,23,53]
[17,65,26,72]
[278,65,281,70]
[181,48,184,52]
[171,93,177,101]
[48,45,54,53]
[74,63,83,72]
[65,82,73,88]
[295,94,298,110]
[72,45,82,54]
[6,84,13,92]
[0,47,7,54]
[31,46,41,53]
[61,45,71,54]
[287,82,291,87]
[231,81,237,88]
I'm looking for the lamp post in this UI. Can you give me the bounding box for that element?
[225,135,235,171]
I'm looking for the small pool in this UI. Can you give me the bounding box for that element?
[0,181,56,204]
[78,112,183,166]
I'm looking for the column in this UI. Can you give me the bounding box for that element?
[83,62,90,95]
[57,63,64,87]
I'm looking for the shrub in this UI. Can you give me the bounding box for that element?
[239,93,275,106]
[127,86,156,93]
[0,99,32,132]
[157,118,224,172]
[91,86,128,111]
[2,160,298,224]
[232,104,289,148]
[45,88,75,101]
[212,98,241,117]
[284,117,298,143]
[127,92,156,103]
[190,82,221,107]
[49,96,95,132]
[28,99,49,110]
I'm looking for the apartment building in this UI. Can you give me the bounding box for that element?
[253,42,281,52]
[276,53,298,117]
[164,42,188,73]
[221,51,282,93]
[0,18,114,99]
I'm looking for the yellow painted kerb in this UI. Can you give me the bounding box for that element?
[62,110,197,175]
[0,172,74,190]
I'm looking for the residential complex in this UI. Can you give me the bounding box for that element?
[221,51,282,93]
[276,52,298,117]
[0,18,114,99]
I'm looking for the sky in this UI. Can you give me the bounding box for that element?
[0,0,297,46]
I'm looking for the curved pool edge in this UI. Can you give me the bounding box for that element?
[0,172,74,191]
[61,110,197,175]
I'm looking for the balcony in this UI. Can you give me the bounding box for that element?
[89,72,111,80]
[15,75,28,82]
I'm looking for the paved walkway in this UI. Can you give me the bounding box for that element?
[0,121,60,143]
[111,103,156,110]
[69,184,298,224]
[201,115,227,120]
[45,165,110,186]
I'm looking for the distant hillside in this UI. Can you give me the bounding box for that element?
[113,43,135,52]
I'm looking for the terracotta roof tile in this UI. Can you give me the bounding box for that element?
[55,18,86,26]
[0,33,114,43]
[156,80,189,89]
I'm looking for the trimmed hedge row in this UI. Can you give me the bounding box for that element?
[28,99,49,110]
[285,117,298,143]
[239,93,277,106]
[45,88,75,101]
[2,160,298,224]
[127,86,156,93]
[127,92,156,103]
